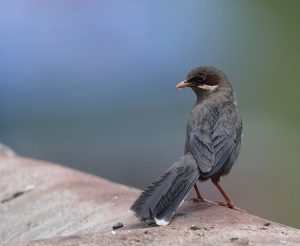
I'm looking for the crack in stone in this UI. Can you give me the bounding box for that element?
[1,184,35,203]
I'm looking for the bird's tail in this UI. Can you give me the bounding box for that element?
[130,153,199,226]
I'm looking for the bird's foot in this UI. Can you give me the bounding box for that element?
[189,198,216,204]
[216,201,246,212]
[189,197,205,203]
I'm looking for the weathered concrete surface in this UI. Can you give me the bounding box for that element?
[0,149,299,245]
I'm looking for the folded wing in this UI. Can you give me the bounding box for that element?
[188,105,242,178]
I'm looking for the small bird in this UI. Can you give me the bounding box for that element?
[130,66,243,226]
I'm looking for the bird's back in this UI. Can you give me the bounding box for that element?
[185,93,242,180]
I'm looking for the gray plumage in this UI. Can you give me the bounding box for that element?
[130,154,199,224]
[130,66,242,225]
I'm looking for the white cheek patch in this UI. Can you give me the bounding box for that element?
[197,84,218,92]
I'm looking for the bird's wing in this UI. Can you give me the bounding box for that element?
[188,105,242,176]
[188,128,215,173]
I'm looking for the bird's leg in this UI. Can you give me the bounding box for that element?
[190,184,206,202]
[211,177,246,212]
[189,184,214,204]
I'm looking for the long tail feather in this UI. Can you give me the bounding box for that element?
[130,154,199,225]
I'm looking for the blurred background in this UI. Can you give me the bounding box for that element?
[0,0,299,228]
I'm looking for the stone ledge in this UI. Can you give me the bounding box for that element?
[0,154,299,245]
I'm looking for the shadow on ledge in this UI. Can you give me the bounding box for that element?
[0,149,299,246]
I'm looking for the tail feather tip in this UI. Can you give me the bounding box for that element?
[154,217,170,226]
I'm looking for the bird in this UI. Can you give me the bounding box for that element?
[130,66,243,226]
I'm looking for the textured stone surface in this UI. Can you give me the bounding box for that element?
[0,152,299,245]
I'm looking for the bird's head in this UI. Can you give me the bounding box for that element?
[176,66,232,97]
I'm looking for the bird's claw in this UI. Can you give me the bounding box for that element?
[216,201,246,212]
[189,198,216,204]
[189,198,205,203]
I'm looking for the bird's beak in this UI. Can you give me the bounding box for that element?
[176,80,193,89]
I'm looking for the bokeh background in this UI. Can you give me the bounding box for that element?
[1,0,299,228]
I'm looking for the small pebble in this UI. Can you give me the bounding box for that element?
[230,237,249,245]
[190,225,200,230]
[113,222,124,230]
[25,184,35,192]
[264,222,270,226]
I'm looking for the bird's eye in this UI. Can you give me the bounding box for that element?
[187,75,207,84]
[196,75,206,82]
